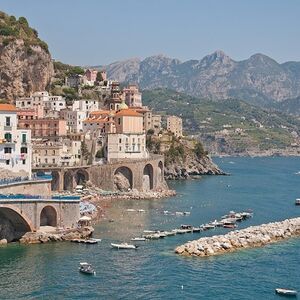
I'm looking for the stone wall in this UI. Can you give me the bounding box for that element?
[0,180,51,196]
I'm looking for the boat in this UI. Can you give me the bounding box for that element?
[71,238,100,244]
[111,243,138,249]
[79,262,96,275]
[144,233,161,239]
[223,224,237,229]
[138,209,145,213]
[183,212,191,216]
[164,231,177,236]
[131,237,146,241]
[176,229,191,234]
[126,209,136,212]
[295,199,300,206]
[143,230,157,234]
[275,288,297,296]
[192,227,202,233]
[158,232,167,238]
[203,224,215,230]
[181,224,193,230]
[175,212,184,216]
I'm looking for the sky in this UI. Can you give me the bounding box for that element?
[1,0,300,66]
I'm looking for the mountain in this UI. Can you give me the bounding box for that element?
[143,89,300,155]
[98,51,300,107]
[0,11,53,101]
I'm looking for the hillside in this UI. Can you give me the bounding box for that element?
[0,11,53,100]
[143,89,300,155]
[94,51,300,107]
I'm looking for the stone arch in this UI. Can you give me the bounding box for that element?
[114,166,133,191]
[40,206,57,227]
[0,206,33,242]
[64,170,75,191]
[51,170,60,191]
[75,169,89,186]
[143,164,154,191]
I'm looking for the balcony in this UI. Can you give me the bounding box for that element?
[4,125,12,131]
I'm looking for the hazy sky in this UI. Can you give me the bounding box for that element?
[1,0,300,65]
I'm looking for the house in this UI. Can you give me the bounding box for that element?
[0,104,32,177]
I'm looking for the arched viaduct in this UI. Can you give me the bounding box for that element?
[33,155,165,192]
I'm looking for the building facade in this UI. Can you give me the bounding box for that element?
[167,115,183,137]
[0,104,32,177]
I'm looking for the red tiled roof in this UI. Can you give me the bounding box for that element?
[115,109,142,117]
[0,104,17,112]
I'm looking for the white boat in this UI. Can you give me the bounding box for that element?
[183,212,191,216]
[164,231,177,236]
[175,212,184,216]
[131,237,146,241]
[192,227,202,232]
[176,229,191,234]
[275,288,297,296]
[126,209,136,212]
[138,209,145,213]
[79,262,96,275]
[295,198,300,206]
[143,230,157,234]
[144,233,161,239]
[111,243,138,249]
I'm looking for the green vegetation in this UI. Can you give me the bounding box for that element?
[143,88,300,152]
[0,11,49,53]
[95,148,104,159]
[53,61,84,80]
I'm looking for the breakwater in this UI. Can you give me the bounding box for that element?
[175,217,300,257]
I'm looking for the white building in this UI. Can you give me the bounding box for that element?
[72,99,99,115]
[0,104,32,177]
[60,110,86,133]
[44,95,66,113]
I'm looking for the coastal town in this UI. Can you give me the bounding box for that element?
[0,4,300,299]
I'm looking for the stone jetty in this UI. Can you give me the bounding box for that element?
[175,217,300,257]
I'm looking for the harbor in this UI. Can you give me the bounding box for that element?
[1,157,300,299]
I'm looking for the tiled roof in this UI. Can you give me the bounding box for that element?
[0,104,17,112]
[115,109,142,117]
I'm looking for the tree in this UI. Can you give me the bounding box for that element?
[194,142,207,158]
[81,141,90,161]
[95,148,104,159]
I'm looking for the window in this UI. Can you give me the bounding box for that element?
[52,158,55,163]
[22,133,27,143]
[118,118,121,125]
[4,133,12,142]
[5,117,11,126]
[45,158,48,163]
[6,160,9,165]
[22,159,26,165]
[4,147,12,153]
[119,146,122,151]
[21,147,27,154]
[119,138,122,143]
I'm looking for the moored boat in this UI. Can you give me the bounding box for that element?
[275,288,297,296]
[295,199,300,206]
[111,243,138,249]
[223,224,237,229]
[131,237,146,241]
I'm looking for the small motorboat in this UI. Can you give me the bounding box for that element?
[79,262,96,275]
[203,224,215,230]
[275,288,297,296]
[181,224,193,230]
[126,209,136,212]
[137,209,145,213]
[176,229,191,234]
[223,224,237,229]
[183,211,191,216]
[175,212,184,216]
[131,237,146,241]
[143,230,157,234]
[192,227,202,233]
[295,199,300,206]
[144,233,161,240]
[111,243,138,249]
[164,231,177,236]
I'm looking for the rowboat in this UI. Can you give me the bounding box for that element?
[275,288,297,296]
[295,199,300,205]
[111,243,138,249]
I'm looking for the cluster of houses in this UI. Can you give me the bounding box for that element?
[0,73,183,177]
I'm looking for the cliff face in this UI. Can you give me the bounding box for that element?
[0,38,53,100]
[164,153,224,180]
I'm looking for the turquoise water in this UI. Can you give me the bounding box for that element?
[0,157,300,299]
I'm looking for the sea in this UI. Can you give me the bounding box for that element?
[0,157,300,300]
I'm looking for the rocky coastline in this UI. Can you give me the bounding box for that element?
[175,217,300,257]
[165,155,226,180]
[19,226,94,245]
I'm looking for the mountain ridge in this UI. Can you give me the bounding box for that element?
[91,51,300,106]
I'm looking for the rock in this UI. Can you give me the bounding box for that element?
[175,217,300,258]
[0,239,7,245]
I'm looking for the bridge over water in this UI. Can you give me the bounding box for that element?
[0,197,80,242]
